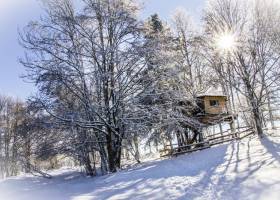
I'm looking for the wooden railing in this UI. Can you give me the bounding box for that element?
[206,126,251,139]
[160,127,254,157]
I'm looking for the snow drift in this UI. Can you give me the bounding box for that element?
[0,134,279,200]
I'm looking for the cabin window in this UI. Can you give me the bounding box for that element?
[209,100,219,107]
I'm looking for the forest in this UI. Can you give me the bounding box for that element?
[1,0,280,179]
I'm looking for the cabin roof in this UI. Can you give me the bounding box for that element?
[197,94,227,98]
[197,87,226,99]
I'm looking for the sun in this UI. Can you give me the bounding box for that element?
[216,33,236,51]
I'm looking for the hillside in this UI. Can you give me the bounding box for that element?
[0,134,279,200]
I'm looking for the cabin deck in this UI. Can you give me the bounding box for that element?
[196,113,237,125]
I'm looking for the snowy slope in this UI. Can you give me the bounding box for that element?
[0,134,279,200]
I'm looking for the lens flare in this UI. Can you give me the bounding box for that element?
[216,33,236,51]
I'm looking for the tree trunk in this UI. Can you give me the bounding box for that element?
[99,149,108,175]
[176,131,183,147]
[198,128,204,143]
[190,128,203,144]
[244,77,263,137]
[219,123,223,136]
[106,138,117,173]
[84,152,95,176]
[24,137,31,173]
[252,106,263,137]
[229,117,236,137]
[133,135,140,163]
[266,89,275,129]
[246,90,263,137]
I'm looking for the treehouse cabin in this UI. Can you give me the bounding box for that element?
[196,94,234,124]
[197,95,227,115]
[160,94,238,157]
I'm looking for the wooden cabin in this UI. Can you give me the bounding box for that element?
[196,95,233,124]
[159,94,237,157]
[197,95,227,115]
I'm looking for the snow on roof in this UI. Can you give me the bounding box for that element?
[197,87,226,98]
[197,94,227,98]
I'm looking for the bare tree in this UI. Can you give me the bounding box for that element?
[172,8,212,97]
[20,0,153,173]
[203,0,280,137]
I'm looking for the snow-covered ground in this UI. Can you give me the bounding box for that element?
[0,134,279,200]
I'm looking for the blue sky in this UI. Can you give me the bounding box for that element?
[0,0,206,100]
